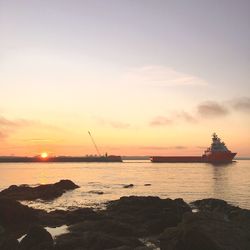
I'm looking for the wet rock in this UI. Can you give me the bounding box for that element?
[192,198,250,231]
[159,211,250,250]
[139,237,160,249]
[191,198,231,213]
[38,210,68,227]
[106,196,191,236]
[123,184,134,188]
[19,225,53,250]
[0,180,79,201]
[40,207,104,228]
[88,190,104,195]
[108,247,155,250]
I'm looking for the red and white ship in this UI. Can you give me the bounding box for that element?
[150,133,237,163]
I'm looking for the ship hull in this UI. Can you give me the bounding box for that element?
[150,152,237,163]
[150,156,203,163]
[202,152,237,163]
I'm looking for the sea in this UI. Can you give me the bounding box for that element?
[1,160,250,211]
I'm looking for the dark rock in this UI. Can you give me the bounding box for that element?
[159,211,250,250]
[192,198,250,231]
[55,217,143,250]
[0,198,39,230]
[19,225,54,250]
[123,184,134,188]
[38,210,68,227]
[0,236,19,250]
[64,208,103,225]
[3,194,250,250]
[54,180,79,190]
[107,246,133,250]
[106,196,191,236]
[144,184,151,186]
[0,180,79,201]
[135,247,154,250]
[39,207,103,228]
[229,207,250,231]
[191,198,231,213]
[88,190,104,195]
[0,224,4,234]
[69,219,137,237]
[55,231,141,250]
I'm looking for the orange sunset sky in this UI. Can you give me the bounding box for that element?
[0,1,250,157]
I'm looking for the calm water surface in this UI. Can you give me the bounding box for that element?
[0,160,249,210]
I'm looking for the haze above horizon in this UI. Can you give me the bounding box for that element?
[0,0,249,156]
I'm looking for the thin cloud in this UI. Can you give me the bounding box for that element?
[0,116,58,130]
[96,118,130,129]
[150,111,196,127]
[0,117,20,127]
[109,121,130,129]
[150,97,249,128]
[22,138,54,143]
[231,97,250,112]
[150,116,173,126]
[121,65,207,87]
[139,146,187,150]
[0,131,7,140]
[175,146,187,150]
[197,101,229,117]
[176,111,197,123]
[0,115,61,140]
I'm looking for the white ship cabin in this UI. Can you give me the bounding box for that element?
[206,133,230,153]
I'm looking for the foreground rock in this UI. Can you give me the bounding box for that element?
[55,219,143,250]
[0,198,39,231]
[55,231,142,250]
[41,207,103,227]
[1,196,250,250]
[0,180,79,201]
[19,225,54,250]
[53,196,191,250]
[0,236,19,250]
[192,198,250,231]
[106,196,191,236]
[159,211,250,250]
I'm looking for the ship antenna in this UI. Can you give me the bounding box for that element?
[88,131,101,156]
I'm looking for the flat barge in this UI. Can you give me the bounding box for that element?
[0,155,122,163]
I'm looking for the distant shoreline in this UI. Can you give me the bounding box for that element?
[0,156,249,162]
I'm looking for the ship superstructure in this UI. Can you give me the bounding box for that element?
[201,133,236,163]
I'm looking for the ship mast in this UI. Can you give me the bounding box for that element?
[88,131,101,156]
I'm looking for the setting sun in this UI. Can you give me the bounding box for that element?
[41,152,48,158]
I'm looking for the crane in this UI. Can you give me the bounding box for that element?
[88,131,101,156]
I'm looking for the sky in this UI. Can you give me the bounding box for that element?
[0,0,250,156]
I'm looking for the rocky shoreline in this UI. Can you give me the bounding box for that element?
[1,180,250,250]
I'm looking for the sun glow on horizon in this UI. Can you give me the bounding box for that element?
[41,152,48,158]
